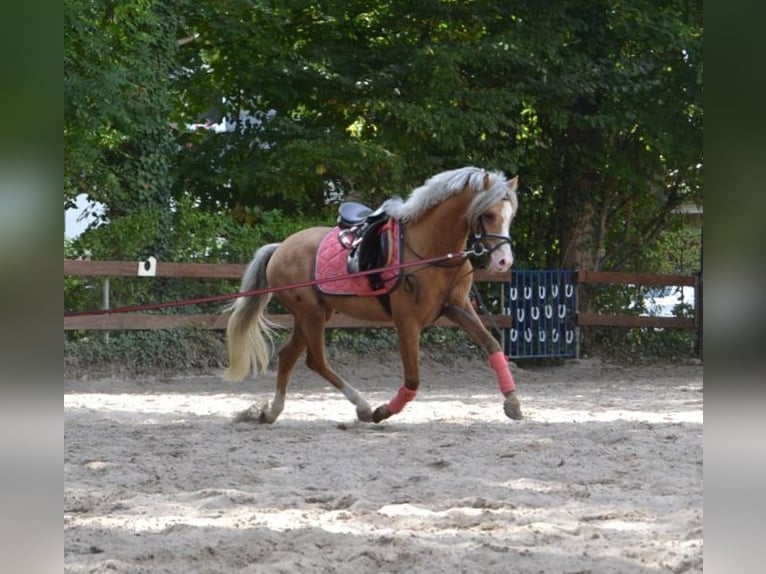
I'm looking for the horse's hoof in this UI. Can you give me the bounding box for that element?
[258,411,275,424]
[233,405,275,424]
[356,407,373,423]
[503,394,523,420]
[372,405,390,424]
[233,405,262,423]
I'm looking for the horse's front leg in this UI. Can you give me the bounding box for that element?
[372,320,421,423]
[442,303,523,420]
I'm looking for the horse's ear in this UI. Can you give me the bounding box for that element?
[507,175,519,192]
[483,172,491,190]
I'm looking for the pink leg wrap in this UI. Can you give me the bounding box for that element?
[387,386,418,414]
[489,351,516,395]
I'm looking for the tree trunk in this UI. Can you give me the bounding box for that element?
[561,199,598,271]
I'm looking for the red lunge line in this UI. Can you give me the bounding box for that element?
[64,251,468,318]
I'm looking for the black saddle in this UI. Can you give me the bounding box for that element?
[336,202,395,291]
[337,202,386,229]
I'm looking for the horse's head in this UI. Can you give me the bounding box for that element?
[382,167,519,272]
[468,172,519,273]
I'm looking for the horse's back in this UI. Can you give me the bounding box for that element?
[267,226,330,286]
[282,226,330,249]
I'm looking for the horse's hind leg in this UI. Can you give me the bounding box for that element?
[371,319,422,423]
[238,328,306,424]
[299,311,373,423]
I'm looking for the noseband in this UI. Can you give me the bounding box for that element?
[468,230,511,257]
[468,199,512,259]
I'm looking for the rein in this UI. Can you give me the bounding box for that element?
[64,249,475,318]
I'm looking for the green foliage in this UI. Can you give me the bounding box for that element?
[64,328,227,377]
[65,0,181,256]
[325,328,400,355]
[64,239,102,315]
[640,220,702,275]
[64,325,489,378]
[173,0,534,209]
[325,326,487,363]
[66,0,702,272]
[582,325,697,363]
[168,0,702,273]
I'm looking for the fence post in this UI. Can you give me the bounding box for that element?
[102,277,110,344]
[499,282,506,352]
[694,270,702,360]
[574,269,581,359]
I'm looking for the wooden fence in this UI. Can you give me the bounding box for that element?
[64,260,701,340]
[63,259,514,331]
[575,270,700,330]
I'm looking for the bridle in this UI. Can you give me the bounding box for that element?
[467,198,513,260]
[467,228,512,258]
[403,197,514,268]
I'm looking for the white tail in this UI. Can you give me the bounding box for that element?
[222,243,281,381]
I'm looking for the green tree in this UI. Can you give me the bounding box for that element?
[171,0,701,272]
[65,0,181,259]
[66,0,702,275]
[519,0,703,271]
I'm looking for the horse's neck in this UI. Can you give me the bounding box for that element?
[406,193,471,256]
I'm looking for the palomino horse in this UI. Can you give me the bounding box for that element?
[223,166,522,423]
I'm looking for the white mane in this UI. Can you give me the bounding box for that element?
[382,166,516,223]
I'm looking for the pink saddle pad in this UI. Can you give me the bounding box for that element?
[314,220,401,296]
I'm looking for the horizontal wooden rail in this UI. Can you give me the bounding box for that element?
[64,313,513,331]
[64,259,513,331]
[64,259,246,279]
[576,313,694,329]
[64,260,700,334]
[577,270,696,287]
[575,270,700,330]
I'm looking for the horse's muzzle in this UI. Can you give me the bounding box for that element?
[489,244,513,273]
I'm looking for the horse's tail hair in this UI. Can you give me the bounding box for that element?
[222,243,281,381]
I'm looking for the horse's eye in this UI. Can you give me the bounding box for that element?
[482,213,495,223]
